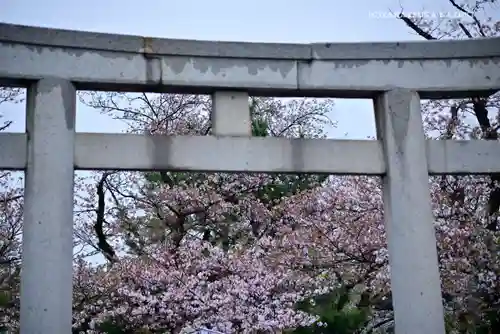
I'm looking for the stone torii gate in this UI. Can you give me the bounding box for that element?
[0,23,499,334]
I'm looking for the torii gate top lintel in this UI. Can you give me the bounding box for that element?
[1,22,499,98]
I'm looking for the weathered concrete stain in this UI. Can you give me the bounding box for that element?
[290,138,305,173]
[152,134,170,172]
[141,38,162,85]
[164,56,296,78]
[35,78,76,130]
[144,57,161,84]
[24,44,137,60]
[60,80,76,130]
[164,57,189,74]
[333,60,371,68]
[142,37,154,54]
[387,89,412,157]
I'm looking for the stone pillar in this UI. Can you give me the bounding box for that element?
[21,78,76,334]
[374,89,445,334]
[212,91,251,136]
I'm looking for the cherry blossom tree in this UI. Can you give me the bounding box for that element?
[0,87,24,331]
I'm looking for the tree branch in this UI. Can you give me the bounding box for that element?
[95,173,117,262]
[448,0,486,37]
[459,22,474,38]
[398,13,436,40]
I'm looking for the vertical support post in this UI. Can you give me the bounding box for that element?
[212,91,251,136]
[21,78,76,334]
[374,89,445,334]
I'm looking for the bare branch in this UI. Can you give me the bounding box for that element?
[94,173,117,262]
[448,0,487,37]
[398,13,436,40]
[459,22,474,37]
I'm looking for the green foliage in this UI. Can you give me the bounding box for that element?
[92,318,161,334]
[291,286,371,334]
[0,291,11,307]
[95,320,125,334]
[452,308,500,334]
[252,117,269,137]
[252,174,328,207]
[93,319,153,334]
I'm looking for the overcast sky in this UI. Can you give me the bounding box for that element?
[0,0,480,138]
